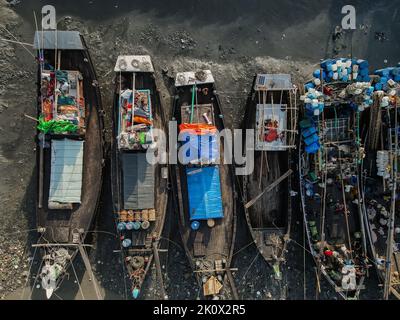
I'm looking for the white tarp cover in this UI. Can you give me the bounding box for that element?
[255,104,287,151]
[49,139,84,204]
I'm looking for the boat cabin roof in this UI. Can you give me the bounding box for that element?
[33,31,84,50]
[114,55,154,73]
[122,153,155,210]
[49,139,84,205]
[175,70,215,87]
[254,74,292,91]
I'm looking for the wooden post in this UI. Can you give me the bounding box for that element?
[78,244,103,300]
[38,134,44,208]
[245,169,293,209]
[384,103,398,300]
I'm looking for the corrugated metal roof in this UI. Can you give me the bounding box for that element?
[186,166,224,220]
[254,74,292,91]
[175,70,215,87]
[49,139,84,204]
[114,55,154,73]
[122,153,155,209]
[33,31,84,50]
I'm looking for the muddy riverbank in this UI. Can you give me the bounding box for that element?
[0,0,397,299]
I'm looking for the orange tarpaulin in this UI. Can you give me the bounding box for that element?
[134,116,152,125]
[179,123,217,135]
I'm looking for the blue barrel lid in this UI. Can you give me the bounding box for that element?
[125,222,135,230]
[122,238,132,248]
[133,221,141,230]
[117,222,126,231]
[191,221,200,230]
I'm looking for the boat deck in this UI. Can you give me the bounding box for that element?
[173,81,236,299]
[37,49,103,243]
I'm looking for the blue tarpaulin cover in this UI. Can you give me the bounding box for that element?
[180,132,219,164]
[186,166,224,220]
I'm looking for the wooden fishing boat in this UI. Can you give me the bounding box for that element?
[33,31,104,299]
[111,55,169,299]
[241,74,298,279]
[170,70,238,299]
[299,58,373,299]
[361,66,400,299]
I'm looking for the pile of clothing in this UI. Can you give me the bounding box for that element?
[54,70,84,127]
[39,69,84,134]
[40,71,55,121]
[118,89,153,149]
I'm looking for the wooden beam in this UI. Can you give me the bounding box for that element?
[194,268,239,273]
[32,243,93,248]
[78,244,103,300]
[153,241,166,299]
[245,169,293,209]
[390,287,400,300]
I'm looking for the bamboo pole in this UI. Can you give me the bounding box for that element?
[384,103,398,300]
[245,169,292,209]
[152,241,166,299]
[338,147,354,259]
[78,244,103,300]
[131,72,135,132]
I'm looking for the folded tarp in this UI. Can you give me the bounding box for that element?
[186,166,224,220]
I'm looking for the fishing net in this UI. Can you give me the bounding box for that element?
[37,116,78,134]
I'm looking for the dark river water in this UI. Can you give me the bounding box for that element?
[12,0,400,69]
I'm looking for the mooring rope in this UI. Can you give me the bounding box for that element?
[20,233,43,299]
[0,26,35,58]
[70,258,85,300]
